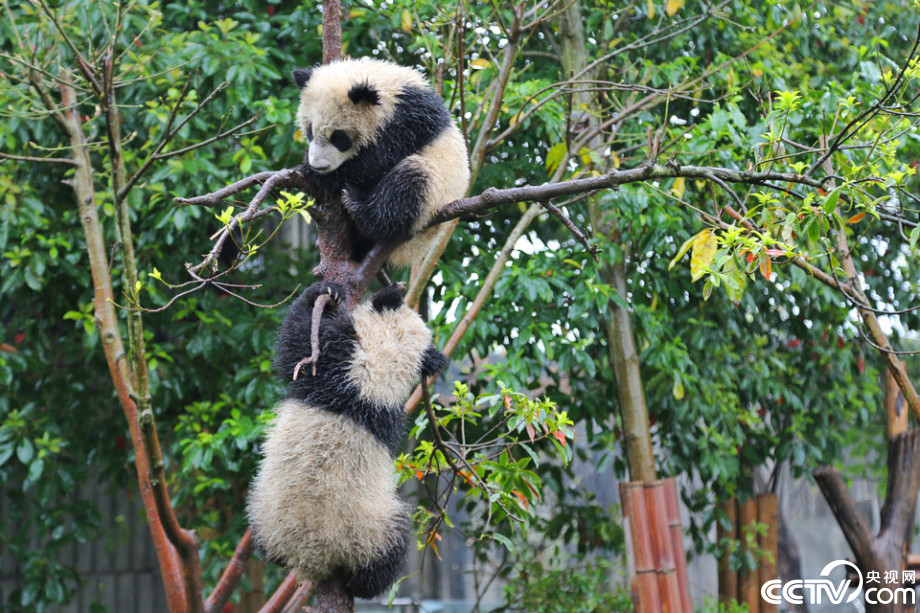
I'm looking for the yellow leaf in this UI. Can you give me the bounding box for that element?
[690,229,717,281]
[293,129,304,143]
[671,176,685,198]
[611,150,620,169]
[647,0,655,18]
[401,9,412,32]
[847,212,866,224]
[759,254,772,280]
[673,377,685,400]
[666,0,684,15]
[471,58,491,70]
[563,258,583,270]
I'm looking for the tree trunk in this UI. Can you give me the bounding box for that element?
[814,429,920,613]
[558,0,657,482]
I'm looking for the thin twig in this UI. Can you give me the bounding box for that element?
[537,199,599,261]
[293,293,333,380]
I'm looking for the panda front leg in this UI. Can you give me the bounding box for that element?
[274,281,345,382]
[342,158,429,246]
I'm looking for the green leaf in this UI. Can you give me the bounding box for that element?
[490,532,515,553]
[17,439,34,464]
[909,224,920,251]
[822,187,842,215]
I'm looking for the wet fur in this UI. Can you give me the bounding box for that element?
[247,282,448,598]
[293,58,470,267]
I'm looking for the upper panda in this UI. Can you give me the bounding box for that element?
[292,58,470,267]
[247,281,448,598]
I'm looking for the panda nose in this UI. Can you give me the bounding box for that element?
[308,146,331,172]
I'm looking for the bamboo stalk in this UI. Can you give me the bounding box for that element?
[621,482,662,613]
[717,500,738,605]
[663,479,693,613]
[738,498,759,613]
[756,494,778,613]
[645,481,681,612]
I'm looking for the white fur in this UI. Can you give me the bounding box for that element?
[386,126,469,267]
[296,58,470,267]
[345,299,434,406]
[247,399,406,583]
[296,58,428,162]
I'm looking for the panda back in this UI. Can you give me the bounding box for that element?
[247,398,407,582]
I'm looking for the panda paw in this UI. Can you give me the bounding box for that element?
[341,186,364,215]
[302,281,345,308]
[371,284,405,313]
[420,346,449,378]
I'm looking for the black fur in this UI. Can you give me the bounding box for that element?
[348,81,381,106]
[371,283,405,312]
[274,282,446,457]
[420,346,450,379]
[292,68,313,88]
[342,161,427,242]
[297,86,452,243]
[346,513,411,599]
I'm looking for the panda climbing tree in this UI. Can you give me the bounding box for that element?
[176,37,592,613]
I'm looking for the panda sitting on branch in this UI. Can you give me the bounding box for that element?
[247,58,468,600]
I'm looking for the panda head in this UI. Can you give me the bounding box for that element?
[292,58,429,173]
[346,285,437,407]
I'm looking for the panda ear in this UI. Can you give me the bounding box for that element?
[348,81,381,106]
[371,284,403,312]
[292,68,314,89]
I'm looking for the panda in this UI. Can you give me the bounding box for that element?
[291,58,470,267]
[247,281,448,599]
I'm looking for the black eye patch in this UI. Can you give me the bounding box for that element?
[305,125,313,141]
[330,130,352,152]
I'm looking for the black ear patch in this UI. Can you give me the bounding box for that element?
[292,68,314,89]
[348,81,381,106]
[371,284,404,312]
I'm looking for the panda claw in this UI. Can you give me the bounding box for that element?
[292,355,318,380]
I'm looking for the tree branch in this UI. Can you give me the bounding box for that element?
[204,527,254,613]
[878,430,920,548]
[57,73,187,611]
[405,203,544,412]
[813,466,875,564]
[0,151,76,165]
[258,572,299,613]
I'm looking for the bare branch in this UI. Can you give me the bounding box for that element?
[813,466,875,563]
[537,199,599,261]
[205,528,254,613]
[119,81,236,201]
[0,151,76,165]
[257,572,298,613]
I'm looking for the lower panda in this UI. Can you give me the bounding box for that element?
[247,281,448,598]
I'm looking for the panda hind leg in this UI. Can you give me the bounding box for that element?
[345,515,411,599]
